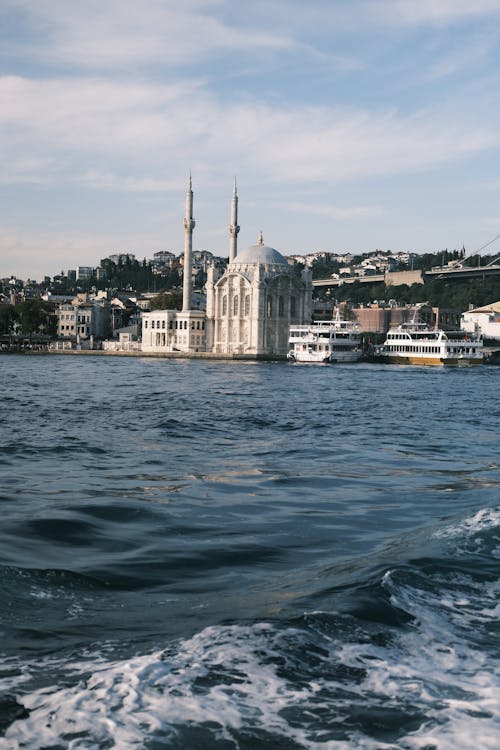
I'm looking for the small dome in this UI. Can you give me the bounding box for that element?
[232,232,289,266]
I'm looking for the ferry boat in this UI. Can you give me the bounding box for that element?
[288,314,363,363]
[375,324,483,366]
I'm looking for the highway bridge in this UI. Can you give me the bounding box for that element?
[313,235,500,289]
[313,263,500,289]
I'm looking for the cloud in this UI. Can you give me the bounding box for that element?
[0,225,168,279]
[286,203,384,219]
[1,74,498,191]
[4,0,296,70]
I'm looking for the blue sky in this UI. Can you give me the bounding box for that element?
[2,0,500,280]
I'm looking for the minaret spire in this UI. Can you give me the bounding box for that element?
[182,172,195,312]
[228,176,240,263]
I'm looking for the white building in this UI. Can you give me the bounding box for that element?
[107,253,136,264]
[461,301,500,340]
[76,266,94,281]
[56,296,111,341]
[141,177,312,357]
[141,309,207,353]
[205,232,312,356]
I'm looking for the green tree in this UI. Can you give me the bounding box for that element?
[149,289,183,310]
[0,305,18,335]
[15,300,56,336]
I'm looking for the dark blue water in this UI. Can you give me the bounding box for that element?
[0,354,499,749]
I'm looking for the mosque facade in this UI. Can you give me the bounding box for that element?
[141,178,312,357]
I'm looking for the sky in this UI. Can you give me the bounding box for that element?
[2,0,500,280]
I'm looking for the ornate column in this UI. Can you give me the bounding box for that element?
[182,173,195,312]
[228,178,240,264]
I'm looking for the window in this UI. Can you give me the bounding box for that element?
[144,321,148,328]
[244,295,250,316]
[267,297,273,317]
[151,320,155,329]
[278,296,284,316]
[162,320,165,329]
[233,295,239,316]
[222,295,227,315]
[290,297,296,317]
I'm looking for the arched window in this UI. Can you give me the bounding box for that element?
[244,295,250,316]
[290,297,296,317]
[222,295,227,316]
[233,295,239,316]
[267,296,273,318]
[278,296,284,316]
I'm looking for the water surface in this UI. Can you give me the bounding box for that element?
[0,355,499,748]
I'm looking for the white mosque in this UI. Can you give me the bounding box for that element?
[141,177,312,357]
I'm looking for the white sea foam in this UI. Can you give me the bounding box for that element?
[0,624,334,750]
[433,507,500,540]
[1,573,499,750]
[374,570,500,749]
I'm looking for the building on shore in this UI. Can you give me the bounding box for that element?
[56,294,112,343]
[141,177,312,357]
[461,301,500,340]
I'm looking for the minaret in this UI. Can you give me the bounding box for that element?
[182,172,195,312]
[228,177,240,263]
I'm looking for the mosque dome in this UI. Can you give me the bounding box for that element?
[232,232,289,266]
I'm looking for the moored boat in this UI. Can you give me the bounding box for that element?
[374,324,483,366]
[288,314,363,363]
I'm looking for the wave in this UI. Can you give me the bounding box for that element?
[2,509,499,750]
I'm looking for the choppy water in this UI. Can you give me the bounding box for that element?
[0,354,499,749]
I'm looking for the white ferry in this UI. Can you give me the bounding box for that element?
[288,315,363,364]
[376,324,483,366]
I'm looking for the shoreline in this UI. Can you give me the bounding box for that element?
[0,348,287,361]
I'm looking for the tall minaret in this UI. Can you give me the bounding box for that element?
[182,172,195,312]
[228,177,240,264]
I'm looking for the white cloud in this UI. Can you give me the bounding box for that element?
[286,202,384,219]
[5,0,296,70]
[1,75,498,190]
[0,226,168,279]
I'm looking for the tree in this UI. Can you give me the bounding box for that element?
[0,305,18,335]
[15,300,57,336]
[149,289,183,310]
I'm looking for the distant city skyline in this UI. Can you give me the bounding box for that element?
[2,0,500,280]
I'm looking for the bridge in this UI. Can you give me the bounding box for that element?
[313,263,500,289]
[313,234,500,289]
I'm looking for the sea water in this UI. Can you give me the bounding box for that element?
[0,354,499,749]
